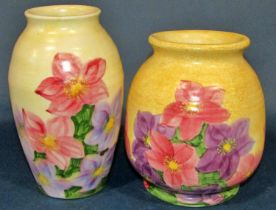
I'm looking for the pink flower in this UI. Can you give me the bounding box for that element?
[36,53,108,116]
[23,109,84,170]
[227,153,262,186]
[162,81,230,141]
[145,131,199,188]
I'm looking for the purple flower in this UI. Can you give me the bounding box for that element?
[85,90,122,152]
[73,147,115,192]
[197,119,254,179]
[176,192,224,205]
[132,111,175,184]
[32,161,71,198]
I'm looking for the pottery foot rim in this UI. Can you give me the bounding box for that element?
[143,180,239,207]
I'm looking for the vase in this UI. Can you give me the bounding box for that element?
[8,5,124,199]
[125,30,265,207]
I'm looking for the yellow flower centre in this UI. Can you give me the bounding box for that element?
[218,138,237,155]
[64,79,86,98]
[42,135,57,150]
[184,101,200,114]
[165,158,180,172]
[223,143,232,153]
[104,116,115,133]
[37,173,50,186]
[144,135,151,147]
[93,167,105,177]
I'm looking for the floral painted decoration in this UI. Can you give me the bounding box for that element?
[130,80,259,206]
[35,53,108,116]
[162,80,230,141]
[16,53,122,199]
[85,91,122,152]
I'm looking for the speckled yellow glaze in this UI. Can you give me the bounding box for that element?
[125,30,265,206]
[127,30,264,158]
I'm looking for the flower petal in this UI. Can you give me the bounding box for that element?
[72,172,91,187]
[203,86,225,105]
[163,170,183,188]
[47,116,73,137]
[86,129,106,145]
[181,167,199,186]
[237,137,254,156]
[179,118,202,141]
[81,155,101,171]
[219,156,230,179]
[145,149,166,172]
[47,97,82,116]
[35,77,65,101]
[23,109,46,151]
[46,150,70,170]
[231,119,250,139]
[92,102,110,129]
[175,80,202,103]
[222,153,240,179]
[197,149,222,173]
[134,111,155,139]
[173,144,194,164]
[150,131,174,156]
[161,102,185,127]
[200,102,230,123]
[79,80,109,105]
[205,124,231,148]
[52,53,82,81]
[58,137,85,158]
[82,58,106,84]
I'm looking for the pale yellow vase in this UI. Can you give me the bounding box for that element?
[9,5,123,199]
[125,30,265,206]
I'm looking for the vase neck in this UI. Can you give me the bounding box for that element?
[149,30,250,59]
[25,5,101,29]
[152,47,244,60]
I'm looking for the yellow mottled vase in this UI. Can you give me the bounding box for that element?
[125,30,265,207]
[9,5,123,199]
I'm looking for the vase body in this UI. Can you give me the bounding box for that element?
[125,30,265,207]
[9,5,124,199]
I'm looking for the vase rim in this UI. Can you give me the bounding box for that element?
[25,5,101,20]
[149,30,250,51]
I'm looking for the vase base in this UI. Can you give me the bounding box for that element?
[143,180,239,207]
[38,182,106,199]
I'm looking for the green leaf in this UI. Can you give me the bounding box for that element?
[64,186,82,199]
[34,151,46,161]
[196,143,207,158]
[56,158,82,178]
[199,172,227,188]
[171,128,182,143]
[186,123,208,157]
[84,143,98,155]
[71,104,94,141]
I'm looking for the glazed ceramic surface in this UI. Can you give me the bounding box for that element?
[9,5,123,199]
[125,30,265,206]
